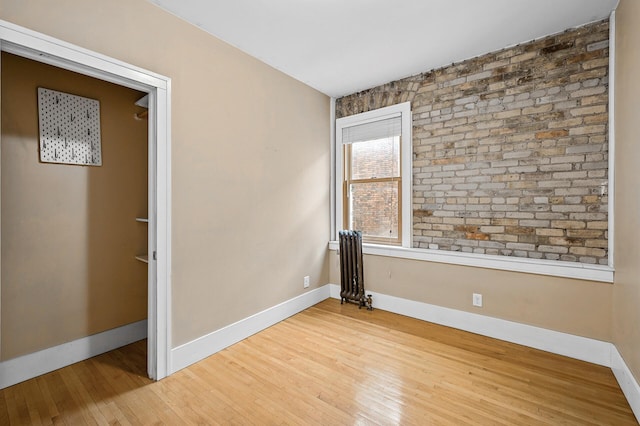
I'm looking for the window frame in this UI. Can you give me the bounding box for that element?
[335,102,412,247]
[343,139,403,245]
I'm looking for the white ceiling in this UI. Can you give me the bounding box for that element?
[149,0,618,98]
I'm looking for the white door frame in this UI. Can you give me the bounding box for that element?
[0,20,172,380]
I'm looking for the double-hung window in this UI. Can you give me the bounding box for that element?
[336,102,412,247]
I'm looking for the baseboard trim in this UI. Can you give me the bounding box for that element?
[170,285,331,374]
[330,284,640,421]
[329,284,611,366]
[0,320,147,390]
[611,346,640,422]
[170,282,639,421]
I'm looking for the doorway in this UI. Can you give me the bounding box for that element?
[0,19,171,383]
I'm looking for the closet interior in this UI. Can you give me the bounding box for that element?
[0,52,149,365]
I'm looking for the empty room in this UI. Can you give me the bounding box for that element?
[0,0,639,424]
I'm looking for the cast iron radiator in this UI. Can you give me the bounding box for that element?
[338,230,373,310]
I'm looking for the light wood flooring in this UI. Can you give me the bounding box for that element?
[0,299,636,425]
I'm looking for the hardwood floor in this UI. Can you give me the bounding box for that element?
[1,299,636,425]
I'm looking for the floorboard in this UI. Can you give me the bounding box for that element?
[0,299,636,425]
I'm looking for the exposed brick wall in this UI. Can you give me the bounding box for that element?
[336,20,609,264]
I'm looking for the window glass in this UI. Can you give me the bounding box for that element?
[349,181,400,240]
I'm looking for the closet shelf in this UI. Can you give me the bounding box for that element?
[135,94,149,120]
[135,94,149,108]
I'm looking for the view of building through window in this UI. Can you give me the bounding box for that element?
[346,136,401,243]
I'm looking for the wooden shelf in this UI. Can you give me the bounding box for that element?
[136,217,149,223]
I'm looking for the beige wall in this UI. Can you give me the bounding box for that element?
[1,52,148,360]
[613,0,640,381]
[1,0,619,364]
[329,254,612,340]
[0,0,331,348]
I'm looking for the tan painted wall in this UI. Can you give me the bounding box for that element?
[329,254,612,340]
[1,52,148,360]
[3,0,615,359]
[613,0,640,381]
[0,0,330,348]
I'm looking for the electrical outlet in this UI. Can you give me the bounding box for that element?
[303,276,310,288]
[472,293,483,307]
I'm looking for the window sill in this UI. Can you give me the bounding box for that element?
[327,241,614,283]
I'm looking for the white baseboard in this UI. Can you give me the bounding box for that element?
[611,346,640,422]
[170,282,639,422]
[170,285,331,374]
[330,284,640,421]
[0,320,147,390]
[329,284,611,366]
[2,284,636,422]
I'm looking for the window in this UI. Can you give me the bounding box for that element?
[345,125,401,244]
[336,102,412,246]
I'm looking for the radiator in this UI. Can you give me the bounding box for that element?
[338,230,373,310]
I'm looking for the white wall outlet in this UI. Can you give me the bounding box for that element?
[303,276,310,288]
[472,293,483,307]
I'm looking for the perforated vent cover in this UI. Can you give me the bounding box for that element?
[37,87,102,166]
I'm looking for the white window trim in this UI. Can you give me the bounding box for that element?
[607,10,616,269]
[335,102,413,247]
